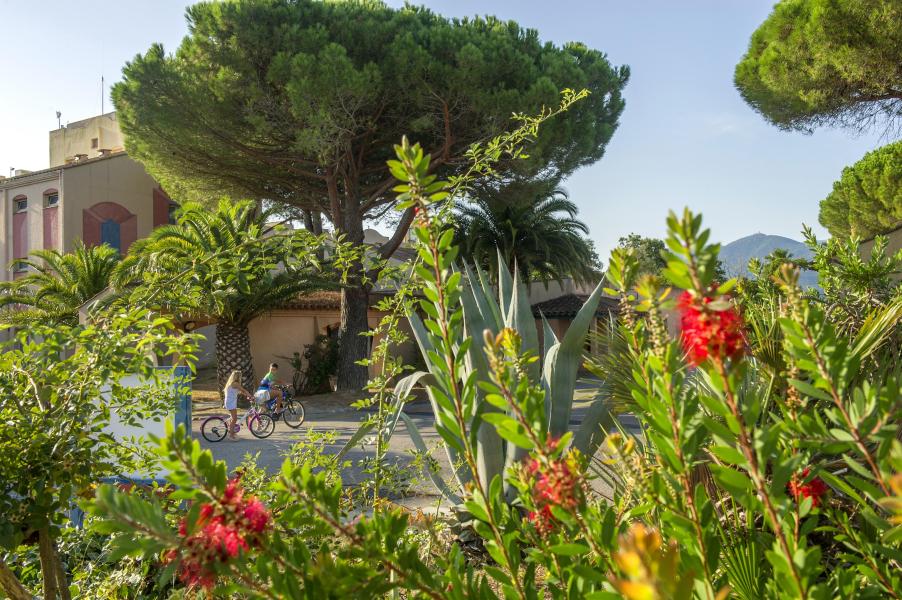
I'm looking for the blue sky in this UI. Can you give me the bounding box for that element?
[0,1,887,258]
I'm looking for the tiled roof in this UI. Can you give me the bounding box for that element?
[279,289,398,311]
[531,294,619,319]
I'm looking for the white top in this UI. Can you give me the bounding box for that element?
[224,386,240,409]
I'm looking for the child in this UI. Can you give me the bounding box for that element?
[223,370,252,441]
[257,363,285,413]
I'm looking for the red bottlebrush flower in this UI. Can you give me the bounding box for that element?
[166,479,270,590]
[223,478,244,505]
[527,505,556,534]
[534,460,581,511]
[242,498,270,533]
[204,522,248,558]
[523,449,584,534]
[789,468,829,508]
[678,291,745,366]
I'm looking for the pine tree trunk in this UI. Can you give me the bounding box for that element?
[336,281,370,391]
[216,321,255,399]
[334,199,370,391]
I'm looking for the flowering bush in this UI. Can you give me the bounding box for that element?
[82,143,902,599]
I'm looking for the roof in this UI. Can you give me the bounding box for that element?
[279,289,398,311]
[0,151,129,187]
[531,293,620,319]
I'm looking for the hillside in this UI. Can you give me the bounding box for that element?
[720,233,819,287]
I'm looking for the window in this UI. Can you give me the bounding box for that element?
[14,197,27,212]
[12,260,28,273]
[168,202,178,224]
[44,193,59,208]
[91,137,99,149]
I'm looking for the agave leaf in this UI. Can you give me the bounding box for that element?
[506,267,540,382]
[497,248,514,322]
[408,311,436,367]
[541,312,559,360]
[850,296,902,362]
[336,421,375,461]
[545,279,606,437]
[460,275,505,490]
[570,388,616,458]
[385,371,433,441]
[399,412,463,504]
[407,311,468,485]
[465,262,503,333]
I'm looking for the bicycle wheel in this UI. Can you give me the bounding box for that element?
[282,400,305,429]
[249,413,275,439]
[201,416,228,442]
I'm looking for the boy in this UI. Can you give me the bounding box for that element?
[257,363,285,413]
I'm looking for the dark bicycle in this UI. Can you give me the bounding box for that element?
[263,384,305,429]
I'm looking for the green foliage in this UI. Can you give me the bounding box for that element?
[615,233,667,277]
[0,240,121,329]
[118,199,333,390]
[112,0,628,387]
[454,180,601,284]
[818,141,902,239]
[119,199,330,327]
[0,310,197,599]
[735,0,902,134]
[113,0,627,212]
[84,158,902,599]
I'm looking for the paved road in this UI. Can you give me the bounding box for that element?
[195,381,640,508]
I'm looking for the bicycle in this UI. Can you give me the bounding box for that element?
[200,399,275,442]
[263,384,306,429]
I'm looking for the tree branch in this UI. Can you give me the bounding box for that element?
[0,558,32,600]
[379,207,416,260]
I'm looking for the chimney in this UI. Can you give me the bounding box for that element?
[74,153,88,162]
[98,148,112,157]
[13,169,32,176]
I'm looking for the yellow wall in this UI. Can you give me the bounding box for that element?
[49,113,124,167]
[859,227,902,260]
[247,310,418,383]
[59,154,159,252]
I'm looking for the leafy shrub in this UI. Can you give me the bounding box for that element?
[85,141,902,599]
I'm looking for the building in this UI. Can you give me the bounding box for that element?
[0,112,176,281]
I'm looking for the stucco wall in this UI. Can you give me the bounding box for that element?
[1,172,62,280]
[49,112,124,167]
[244,310,417,384]
[60,154,160,253]
[859,227,902,261]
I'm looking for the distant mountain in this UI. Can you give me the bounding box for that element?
[720,233,819,288]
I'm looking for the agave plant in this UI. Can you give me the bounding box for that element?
[343,254,615,504]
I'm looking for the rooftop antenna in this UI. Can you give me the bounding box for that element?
[101,75,105,115]
[56,111,61,129]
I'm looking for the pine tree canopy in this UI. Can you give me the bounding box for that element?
[113,0,629,245]
[734,0,902,135]
[819,141,902,239]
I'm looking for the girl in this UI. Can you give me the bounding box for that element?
[223,370,252,441]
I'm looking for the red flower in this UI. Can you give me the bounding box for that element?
[242,498,270,533]
[166,480,271,590]
[524,449,584,534]
[789,468,829,508]
[678,291,745,366]
[527,505,556,534]
[204,521,248,558]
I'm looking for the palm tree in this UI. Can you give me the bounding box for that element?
[0,240,120,329]
[119,199,331,392]
[454,180,600,285]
